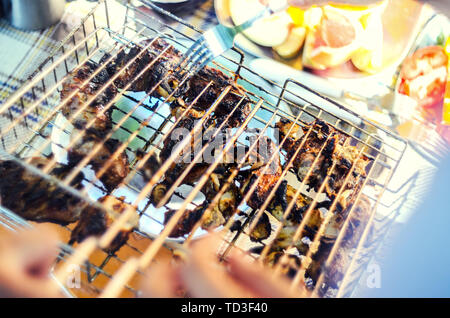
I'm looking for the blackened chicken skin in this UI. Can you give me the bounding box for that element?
[276,119,371,211]
[136,149,161,182]
[138,39,252,125]
[248,212,272,242]
[164,206,205,238]
[70,195,139,253]
[163,201,228,238]
[104,38,252,128]
[170,67,252,128]
[61,59,129,192]
[61,61,116,135]
[68,136,129,192]
[0,157,85,224]
[161,165,240,238]
[239,137,282,211]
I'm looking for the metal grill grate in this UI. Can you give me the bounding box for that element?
[0,0,407,298]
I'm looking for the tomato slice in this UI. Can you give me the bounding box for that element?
[399,46,448,109]
[400,46,448,80]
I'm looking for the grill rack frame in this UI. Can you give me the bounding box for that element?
[0,0,408,298]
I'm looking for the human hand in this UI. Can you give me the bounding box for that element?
[142,234,303,298]
[0,226,63,297]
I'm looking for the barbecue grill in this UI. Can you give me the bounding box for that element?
[0,0,408,298]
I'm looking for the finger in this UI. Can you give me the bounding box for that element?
[16,226,60,278]
[0,227,62,297]
[180,234,256,298]
[142,261,181,298]
[227,250,302,298]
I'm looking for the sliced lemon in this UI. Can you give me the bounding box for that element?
[303,6,323,30]
[328,0,388,17]
[351,11,384,73]
[229,0,292,47]
[303,7,363,69]
[287,6,305,26]
[274,26,307,59]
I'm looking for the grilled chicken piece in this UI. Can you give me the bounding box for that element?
[139,39,252,125]
[68,135,129,192]
[100,38,185,102]
[260,196,371,291]
[153,136,241,206]
[0,157,85,224]
[70,195,139,253]
[170,67,252,128]
[269,199,353,255]
[162,169,240,238]
[149,163,210,208]
[248,212,272,242]
[276,119,371,211]
[265,251,303,280]
[277,119,344,192]
[160,161,241,238]
[61,61,117,135]
[101,44,157,94]
[164,206,205,238]
[239,137,282,211]
[61,57,130,192]
[295,197,371,290]
[136,149,161,182]
[147,43,185,101]
[269,182,312,225]
[163,202,227,238]
[104,38,252,128]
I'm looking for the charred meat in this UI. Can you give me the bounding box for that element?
[276,119,371,210]
[238,137,282,211]
[248,212,272,242]
[61,58,129,192]
[163,202,226,238]
[70,195,139,253]
[136,149,161,182]
[163,206,205,238]
[61,61,116,135]
[102,38,252,128]
[161,167,240,238]
[265,251,303,280]
[169,66,252,129]
[68,135,129,192]
[0,157,85,224]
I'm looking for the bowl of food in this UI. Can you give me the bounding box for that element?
[392,12,450,146]
[214,0,424,79]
